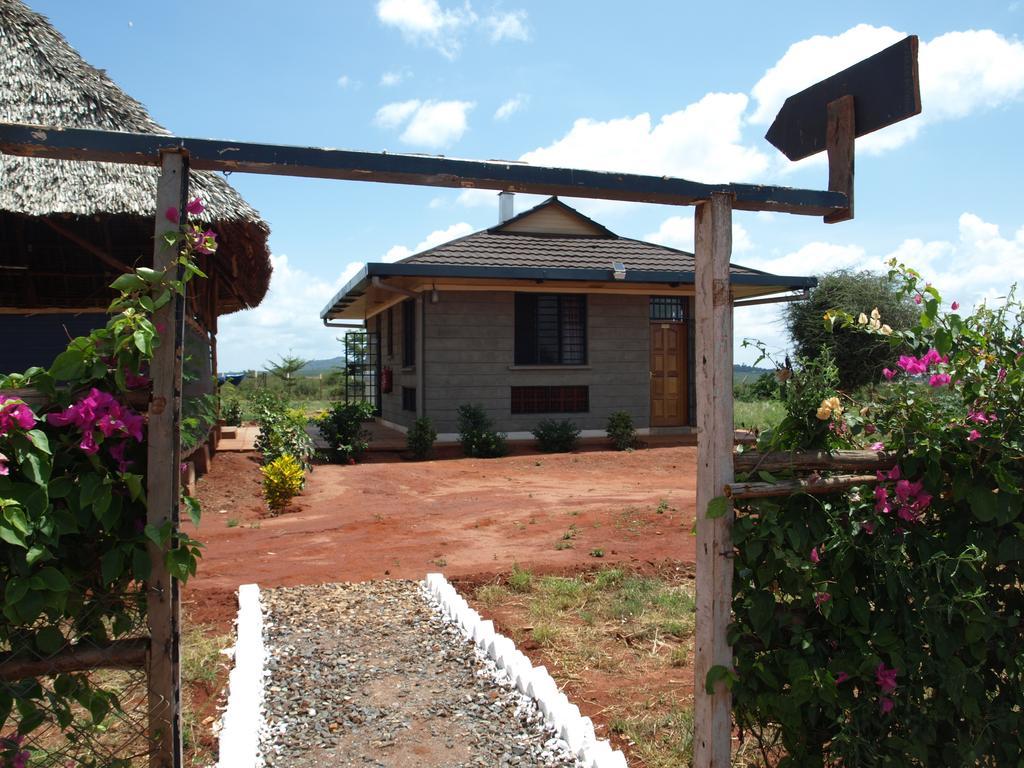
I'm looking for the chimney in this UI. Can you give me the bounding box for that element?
[498,191,515,224]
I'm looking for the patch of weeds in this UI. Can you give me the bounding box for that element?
[567,510,580,517]
[247,521,261,529]
[590,548,605,558]
[508,565,533,593]
[593,568,625,590]
[181,622,230,687]
[431,557,448,567]
[476,584,509,607]
[532,624,558,646]
[528,516,538,525]
[607,699,695,768]
[373,512,384,522]
[670,643,690,667]
[656,499,671,514]
[554,540,573,550]
[226,518,239,528]
[562,524,580,540]
[514,521,527,531]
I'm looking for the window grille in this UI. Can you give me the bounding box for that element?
[514,294,587,365]
[511,385,589,414]
[650,296,687,322]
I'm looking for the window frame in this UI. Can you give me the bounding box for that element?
[401,299,416,367]
[514,293,588,366]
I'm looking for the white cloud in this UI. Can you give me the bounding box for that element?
[484,10,529,41]
[374,99,421,129]
[217,255,362,371]
[382,221,475,263]
[645,215,752,253]
[376,99,475,148]
[751,25,1024,159]
[376,0,477,59]
[380,70,408,87]
[494,94,527,121]
[336,74,351,89]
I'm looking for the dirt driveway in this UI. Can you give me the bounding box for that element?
[184,446,698,627]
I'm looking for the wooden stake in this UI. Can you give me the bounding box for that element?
[726,474,878,500]
[734,449,895,474]
[0,638,147,682]
[694,192,734,768]
[146,150,188,768]
[824,94,855,224]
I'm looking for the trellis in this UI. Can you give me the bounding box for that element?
[0,33,920,768]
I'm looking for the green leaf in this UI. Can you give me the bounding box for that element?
[110,273,147,292]
[101,549,124,586]
[4,505,31,536]
[35,626,65,655]
[139,294,156,312]
[37,566,71,592]
[144,523,168,547]
[24,429,50,454]
[124,473,144,502]
[136,267,164,284]
[132,547,152,581]
[48,476,74,499]
[968,487,998,522]
[183,494,202,526]
[706,495,729,519]
[79,473,101,508]
[133,330,149,355]
[49,349,85,380]
[705,664,737,693]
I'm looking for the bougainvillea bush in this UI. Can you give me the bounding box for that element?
[0,201,212,766]
[730,262,1023,766]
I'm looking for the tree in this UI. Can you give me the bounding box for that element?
[266,354,308,390]
[785,270,919,390]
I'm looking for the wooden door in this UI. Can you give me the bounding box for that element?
[650,322,687,427]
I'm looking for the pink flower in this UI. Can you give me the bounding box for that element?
[882,368,896,380]
[914,294,923,305]
[0,397,36,435]
[79,430,98,455]
[887,465,901,481]
[835,671,850,684]
[164,206,180,224]
[967,410,989,424]
[875,663,898,693]
[0,451,8,476]
[967,429,981,442]
[895,479,923,502]
[814,592,831,607]
[108,441,132,473]
[810,547,821,564]
[870,441,885,452]
[194,229,218,255]
[921,349,948,367]
[880,697,894,714]
[865,423,877,435]
[997,368,1007,381]
[897,355,927,375]
[929,373,951,387]
[185,197,205,215]
[951,301,960,311]
[861,520,876,534]
[46,388,144,456]
[125,371,150,389]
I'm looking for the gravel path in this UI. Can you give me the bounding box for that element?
[258,581,580,767]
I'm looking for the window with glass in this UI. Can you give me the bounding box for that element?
[514,294,587,365]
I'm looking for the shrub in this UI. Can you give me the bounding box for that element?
[606,410,638,451]
[734,371,782,401]
[456,403,508,458]
[730,263,1024,766]
[251,390,315,467]
[317,400,374,462]
[221,397,243,426]
[532,418,581,453]
[407,416,437,460]
[260,454,305,513]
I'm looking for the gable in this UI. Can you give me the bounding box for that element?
[497,200,611,237]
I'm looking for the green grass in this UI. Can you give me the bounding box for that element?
[734,398,786,431]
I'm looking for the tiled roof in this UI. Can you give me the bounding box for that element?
[402,230,766,277]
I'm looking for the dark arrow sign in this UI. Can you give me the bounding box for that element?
[766,36,921,161]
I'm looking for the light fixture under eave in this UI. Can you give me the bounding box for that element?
[430,284,440,303]
[612,261,626,280]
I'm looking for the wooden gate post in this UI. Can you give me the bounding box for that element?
[693,192,735,767]
[147,149,189,768]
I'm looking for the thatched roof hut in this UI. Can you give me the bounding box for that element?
[0,0,272,321]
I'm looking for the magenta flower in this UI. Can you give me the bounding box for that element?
[951,300,960,310]
[810,547,821,564]
[46,388,144,457]
[929,373,951,387]
[870,441,885,452]
[921,349,948,367]
[895,479,923,502]
[0,451,8,476]
[913,294,922,305]
[967,410,989,424]
[124,371,150,389]
[0,397,36,435]
[108,441,133,473]
[875,663,898,693]
[967,429,981,442]
[185,197,205,215]
[814,592,831,607]
[997,368,1007,381]
[897,355,927,375]
[882,368,896,380]
[194,229,218,255]
[164,206,180,224]
[835,671,850,684]
[861,520,876,534]
[880,697,894,714]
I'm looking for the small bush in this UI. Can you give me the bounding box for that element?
[317,400,374,462]
[606,410,638,451]
[261,454,305,513]
[508,565,533,593]
[250,390,315,467]
[456,403,508,458]
[221,397,243,426]
[532,418,581,453]
[407,416,437,460]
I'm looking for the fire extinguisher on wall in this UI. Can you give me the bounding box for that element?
[381,366,393,394]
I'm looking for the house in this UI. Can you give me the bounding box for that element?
[0,0,271,384]
[320,194,813,440]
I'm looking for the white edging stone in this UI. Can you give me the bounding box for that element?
[216,583,266,768]
[424,573,628,767]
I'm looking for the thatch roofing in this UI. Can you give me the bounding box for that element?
[0,0,271,312]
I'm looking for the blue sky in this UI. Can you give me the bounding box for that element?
[28,1,1024,369]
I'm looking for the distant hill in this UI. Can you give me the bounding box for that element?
[734,364,773,384]
[298,357,345,375]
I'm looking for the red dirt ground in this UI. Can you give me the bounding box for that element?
[183,446,698,630]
